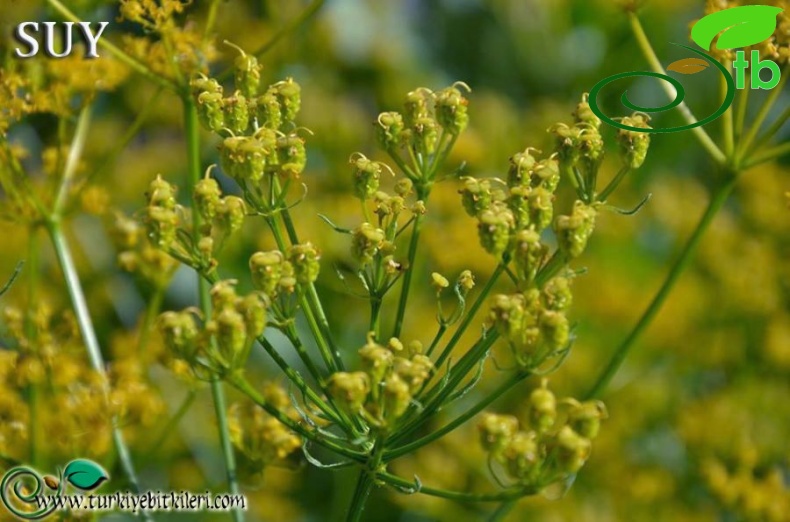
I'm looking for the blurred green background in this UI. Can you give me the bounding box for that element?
[0,0,788,520]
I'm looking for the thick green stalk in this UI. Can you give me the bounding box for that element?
[488,500,517,522]
[345,439,384,522]
[183,99,243,522]
[585,177,737,399]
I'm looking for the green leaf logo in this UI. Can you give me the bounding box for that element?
[692,5,783,51]
[63,460,108,491]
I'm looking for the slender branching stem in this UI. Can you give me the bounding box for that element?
[585,176,737,399]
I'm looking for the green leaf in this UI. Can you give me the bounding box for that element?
[691,5,783,51]
[63,459,108,491]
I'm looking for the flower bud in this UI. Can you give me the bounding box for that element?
[387,337,404,353]
[539,310,570,352]
[502,431,540,480]
[210,280,239,310]
[554,201,597,258]
[275,135,307,179]
[359,338,393,385]
[542,277,572,311]
[383,375,411,421]
[458,270,475,292]
[272,78,301,123]
[376,112,405,150]
[478,413,519,455]
[287,243,321,285]
[158,311,200,359]
[512,229,545,283]
[407,340,423,357]
[328,372,370,412]
[568,400,607,439]
[233,52,261,98]
[477,205,514,257]
[617,114,651,169]
[459,177,493,218]
[147,175,177,209]
[249,251,285,296]
[434,83,469,135]
[198,236,214,260]
[394,355,432,392]
[573,93,601,129]
[508,150,539,188]
[215,308,247,363]
[507,186,531,230]
[196,91,225,132]
[411,117,439,156]
[255,91,282,130]
[195,177,222,221]
[528,187,554,232]
[237,293,267,340]
[403,88,432,126]
[351,154,382,200]
[528,381,556,433]
[111,213,141,250]
[145,206,178,249]
[431,272,449,293]
[554,426,591,474]
[532,157,561,193]
[191,75,222,96]
[223,92,250,135]
[217,196,246,234]
[394,178,413,196]
[488,294,526,345]
[352,223,386,265]
[278,262,297,295]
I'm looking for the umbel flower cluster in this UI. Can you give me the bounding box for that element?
[134,38,653,516]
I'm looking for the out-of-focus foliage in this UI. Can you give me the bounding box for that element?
[0,0,788,521]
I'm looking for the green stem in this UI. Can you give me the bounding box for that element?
[25,230,40,467]
[283,323,328,384]
[345,439,384,522]
[746,104,790,158]
[384,371,529,462]
[721,60,734,158]
[137,288,164,354]
[433,263,505,372]
[734,71,750,141]
[45,0,176,91]
[183,97,243,522]
[53,106,91,217]
[738,65,789,163]
[377,471,537,502]
[597,166,631,203]
[144,390,197,457]
[204,0,222,38]
[46,221,152,521]
[392,210,426,339]
[218,0,326,81]
[489,500,517,521]
[628,12,726,166]
[585,176,737,399]
[266,215,339,373]
[744,140,790,168]
[229,374,366,462]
